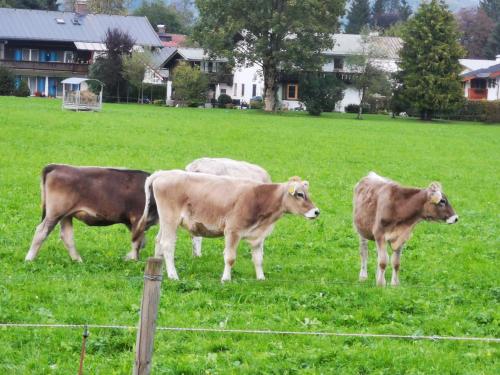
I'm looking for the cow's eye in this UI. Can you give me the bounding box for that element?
[297,192,305,199]
[439,198,446,206]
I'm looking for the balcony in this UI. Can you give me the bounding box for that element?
[468,88,487,100]
[0,59,89,75]
[205,72,233,86]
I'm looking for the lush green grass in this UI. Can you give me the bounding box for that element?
[0,97,498,374]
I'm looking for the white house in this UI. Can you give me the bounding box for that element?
[460,56,500,101]
[157,34,403,111]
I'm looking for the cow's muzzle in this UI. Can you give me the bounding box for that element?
[446,214,459,224]
[305,208,320,219]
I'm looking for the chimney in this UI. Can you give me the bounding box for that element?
[157,24,166,34]
[496,55,500,62]
[75,0,88,15]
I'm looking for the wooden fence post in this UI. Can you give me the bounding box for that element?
[133,257,164,375]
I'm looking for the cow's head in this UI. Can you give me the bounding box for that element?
[423,182,458,224]
[284,177,320,219]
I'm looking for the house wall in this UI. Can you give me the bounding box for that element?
[487,77,499,100]
[231,64,264,103]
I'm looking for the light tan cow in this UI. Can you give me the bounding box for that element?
[134,170,319,281]
[185,157,271,257]
[353,172,459,287]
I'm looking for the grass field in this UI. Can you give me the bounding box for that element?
[0,96,498,374]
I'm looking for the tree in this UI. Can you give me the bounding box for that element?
[134,0,189,34]
[193,0,345,112]
[484,21,500,58]
[346,28,391,119]
[399,0,412,21]
[346,0,371,34]
[89,28,135,101]
[456,8,495,59]
[480,0,500,22]
[298,73,345,116]
[122,50,152,102]
[87,0,129,14]
[0,66,15,96]
[0,0,58,9]
[371,0,411,30]
[171,61,208,105]
[398,0,465,121]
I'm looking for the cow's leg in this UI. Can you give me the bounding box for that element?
[59,217,82,262]
[391,245,404,286]
[375,237,388,287]
[154,228,163,257]
[191,236,202,257]
[159,226,179,280]
[249,239,265,280]
[359,236,369,282]
[25,217,59,261]
[221,232,240,282]
[125,221,144,261]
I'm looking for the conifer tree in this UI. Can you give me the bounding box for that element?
[398,0,464,120]
[345,0,371,34]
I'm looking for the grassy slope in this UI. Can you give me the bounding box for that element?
[0,97,498,374]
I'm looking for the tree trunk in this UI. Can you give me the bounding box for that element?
[262,60,278,112]
[357,87,365,120]
[116,81,120,103]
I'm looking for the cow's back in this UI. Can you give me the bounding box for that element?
[353,173,392,239]
[186,157,271,183]
[153,171,258,227]
[44,164,150,225]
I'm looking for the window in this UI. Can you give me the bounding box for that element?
[30,49,39,61]
[64,51,74,63]
[241,83,245,97]
[333,57,344,70]
[252,84,257,97]
[233,83,237,96]
[22,49,30,61]
[286,83,298,100]
[471,79,486,89]
[220,88,226,94]
[488,78,496,88]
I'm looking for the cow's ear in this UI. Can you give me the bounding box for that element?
[428,181,442,191]
[288,184,297,195]
[429,189,442,204]
[302,180,309,188]
[289,176,302,182]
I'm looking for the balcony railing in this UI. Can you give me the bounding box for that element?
[468,88,487,100]
[205,72,233,86]
[0,59,89,75]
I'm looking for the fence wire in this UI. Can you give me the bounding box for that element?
[0,323,499,343]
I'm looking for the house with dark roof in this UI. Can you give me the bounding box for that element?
[460,56,500,101]
[0,2,162,97]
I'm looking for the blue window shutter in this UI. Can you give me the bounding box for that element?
[15,49,22,61]
[39,50,45,62]
[50,51,58,61]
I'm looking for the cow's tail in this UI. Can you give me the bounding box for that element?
[40,164,57,221]
[132,174,156,242]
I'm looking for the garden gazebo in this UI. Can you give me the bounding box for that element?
[61,78,104,111]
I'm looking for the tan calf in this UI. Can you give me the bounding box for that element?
[185,157,271,257]
[353,172,458,287]
[134,170,319,281]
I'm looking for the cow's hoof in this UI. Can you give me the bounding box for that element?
[221,277,231,283]
[256,276,266,281]
[124,254,138,261]
[73,257,83,263]
[167,273,179,281]
[359,273,368,282]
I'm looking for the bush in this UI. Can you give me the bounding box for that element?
[434,100,500,123]
[0,66,15,96]
[299,73,344,116]
[13,79,31,97]
[250,97,263,110]
[345,103,372,114]
[217,94,232,108]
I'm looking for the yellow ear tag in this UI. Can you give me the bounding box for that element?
[288,186,295,195]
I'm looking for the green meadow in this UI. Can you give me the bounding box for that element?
[0,97,498,374]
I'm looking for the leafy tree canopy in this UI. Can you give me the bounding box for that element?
[193,0,345,112]
[0,0,57,10]
[133,0,191,34]
[299,72,345,116]
[345,0,371,34]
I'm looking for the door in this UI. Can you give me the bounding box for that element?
[37,77,45,95]
[48,78,57,97]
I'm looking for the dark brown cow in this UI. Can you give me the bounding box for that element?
[25,164,158,262]
[353,172,458,286]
